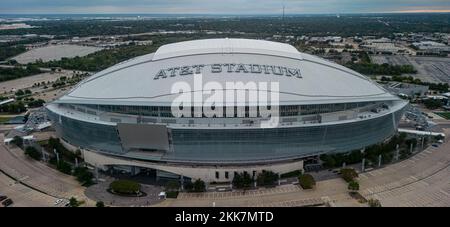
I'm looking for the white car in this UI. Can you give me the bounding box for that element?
[54,199,64,205]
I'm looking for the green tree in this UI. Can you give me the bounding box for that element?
[193,179,206,192]
[256,170,279,187]
[69,197,80,207]
[11,136,23,148]
[348,181,360,191]
[184,181,194,192]
[165,180,180,192]
[423,99,443,109]
[96,201,105,207]
[298,174,316,189]
[56,160,72,175]
[232,172,253,189]
[341,168,358,182]
[368,199,382,207]
[24,146,42,160]
[73,167,94,186]
[15,89,25,96]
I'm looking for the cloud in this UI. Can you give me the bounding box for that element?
[0,0,449,14]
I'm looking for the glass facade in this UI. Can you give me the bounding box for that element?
[64,101,379,118]
[48,104,405,164]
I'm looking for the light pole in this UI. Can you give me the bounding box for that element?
[361,148,365,172]
[378,155,382,168]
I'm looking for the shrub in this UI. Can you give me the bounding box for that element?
[165,180,180,192]
[73,167,94,186]
[69,197,80,207]
[368,199,382,207]
[11,136,23,148]
[109,180,141,195]
[24,146,41,160]
[166,191,179,198]
[96,201,105,207]
[56,160,72,175]
[184,181,194,192]
[280,170,303,179]
[232,172,253,189]
[348,181,360,191]
[298,174,316,189]
[192,179,206,192]
[256,170,279,186]
[341,168,358,182]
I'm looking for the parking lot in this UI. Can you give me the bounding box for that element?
[370,55,450,84]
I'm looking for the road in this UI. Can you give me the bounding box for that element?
[359,128,450,206]
[0,133,94,206]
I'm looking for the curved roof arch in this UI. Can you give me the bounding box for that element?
[59,38,398,106]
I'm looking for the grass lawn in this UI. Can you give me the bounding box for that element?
[434,112,450,120]
[0,116,12,123]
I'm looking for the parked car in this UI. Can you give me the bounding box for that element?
[0,195,7,202]
[2,198,13,207]
[54,198,64,205]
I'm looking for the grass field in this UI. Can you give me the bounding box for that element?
[0,116,12,123]
[434,112,450,120]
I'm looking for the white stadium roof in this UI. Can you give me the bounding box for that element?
[152,38,302,61]
[58,38,398,106]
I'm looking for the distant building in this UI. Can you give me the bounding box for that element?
[361,38,409,55]
[309,36,342,43]
[412,41,450,55]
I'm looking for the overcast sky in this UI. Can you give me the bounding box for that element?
[1,0,450,14]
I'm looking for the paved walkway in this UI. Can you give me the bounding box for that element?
[85,177,164,207]
[156,178,357,207]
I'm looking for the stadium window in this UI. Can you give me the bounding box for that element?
[215,171,219,179]
[225,171,229,179]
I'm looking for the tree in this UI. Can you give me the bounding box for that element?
[96,201,105,207]
[298,174,316,189]
[256,170,279,187]
[15,89,25,97]
[348,181,360,191]
[193,179,206,192]
[341,168,358,182]
[184,181,194,192]
[423,99,443,109]
[232,172,253,189]
[11,136,23,148]
[368,199,382,207]
[56,160,72,175]
[435,134,444,141]
[73,167,94,186]
[165,180,180,192]
[24,146,42,160]
[69,197,80,207]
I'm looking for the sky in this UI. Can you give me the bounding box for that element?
[1,0,450,14]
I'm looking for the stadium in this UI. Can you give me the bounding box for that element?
[46,38,409,182]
